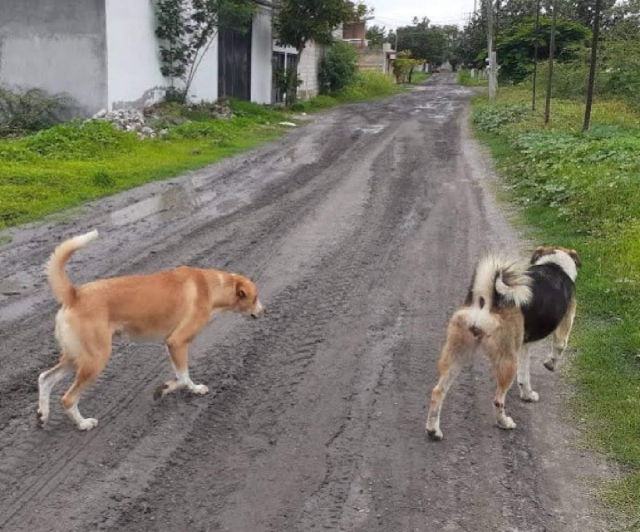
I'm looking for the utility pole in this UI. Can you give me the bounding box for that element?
[532,0,540,111]
[486,0,497,99]
[544,0,557,125]
[583,0,602,131]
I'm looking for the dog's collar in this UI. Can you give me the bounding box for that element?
[534,252,577,282]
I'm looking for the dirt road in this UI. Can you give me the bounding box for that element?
[0,74,611,531]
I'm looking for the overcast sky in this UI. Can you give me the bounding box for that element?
[368,0,476,31]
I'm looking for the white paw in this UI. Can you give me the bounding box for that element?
[77,418,99,431]
[191,384,209,395]
[37,407,49,426]
[520,390,540,403]
[497,416,517,430]
[426,426,444,441]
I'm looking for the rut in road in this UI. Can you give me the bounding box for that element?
[0,75,611,532]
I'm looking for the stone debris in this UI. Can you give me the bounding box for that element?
[91,108,157,139]
[89,99,235,139]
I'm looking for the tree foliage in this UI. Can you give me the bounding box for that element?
[392,50,423,83]
[155,0,256,102]
[366,24,386,48]
[395,18,453,67]
[498,17,590,82]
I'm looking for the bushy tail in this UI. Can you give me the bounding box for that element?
[471,255,532,310]
[46,230,99,306]
[464,255,532,338]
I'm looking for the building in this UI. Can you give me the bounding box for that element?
[0,0,281,115]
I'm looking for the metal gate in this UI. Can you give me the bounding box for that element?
[218,24,252,101]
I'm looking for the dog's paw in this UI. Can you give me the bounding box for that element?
[426,427,444,441]
[36,408,49,426]
[191,384,209,396]
[153,383,169,401]
[77,418,99,431]
[519,390,540,403]
[497,416,517,430]
[543,359,556,372]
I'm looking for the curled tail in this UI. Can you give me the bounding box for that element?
[46,230,99,306]
[464,255,532,337]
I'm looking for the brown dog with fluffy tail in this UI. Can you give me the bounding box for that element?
[426,247,580,440]
[38,230,264,431]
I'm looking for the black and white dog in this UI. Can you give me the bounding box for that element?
[426,246,581,440]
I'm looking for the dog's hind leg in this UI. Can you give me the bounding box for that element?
[517,345,539,402]
[544,297,577,372]
[61,358,106,431]
[426,315,471,441]
[493,354,518,430]
[37,361,72,426]
[155,311,210,400]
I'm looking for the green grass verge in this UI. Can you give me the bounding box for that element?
[0,73,402,231]
[290,71,402,112]
[458,69,488,87]
[471,86,640,523]
[410,71,431,84]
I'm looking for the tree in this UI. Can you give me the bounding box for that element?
[392,50,423,83]
[319,41,359,93]
[155,0,256,102]
[366,24,386,48]
[497,16,590,82]
[274,0,369,103]
[396,18,449,68]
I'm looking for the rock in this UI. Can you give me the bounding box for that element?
[93,109,107,119]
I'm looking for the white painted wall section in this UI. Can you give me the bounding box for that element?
[250,6,273,104]
[297,40,323,99]
[105,0,217,109]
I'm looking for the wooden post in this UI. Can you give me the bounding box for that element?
[583,0,602,132]
[544,0,557,125]
[532,0,540,111]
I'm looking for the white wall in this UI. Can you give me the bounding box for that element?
[297,40,323,99]
[250,6,273,104]
[105,0,218,109]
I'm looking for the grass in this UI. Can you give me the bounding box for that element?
[458,69,489,87]
[410,71,431,84]
[290,71,402,112]
[471,86,640,523]
[0,72,402,231]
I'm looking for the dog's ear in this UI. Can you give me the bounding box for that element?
[568,249,582,268]
[531,247,546,264]
[236,280,247,299]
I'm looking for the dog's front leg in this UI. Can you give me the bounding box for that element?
[517,346,539,402]
[154,344,209,400]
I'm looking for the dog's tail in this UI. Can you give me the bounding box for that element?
[46,230,99,306]
[464,255,532,337]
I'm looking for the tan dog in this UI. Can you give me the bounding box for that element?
[426,246,580,440]
[38,230,264,431]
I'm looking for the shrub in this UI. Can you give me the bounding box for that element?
[473,103,531,133]
[338,71,398,101]
[0,87,75,136]
[319,42,359,94]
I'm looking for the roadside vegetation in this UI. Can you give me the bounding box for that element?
[457,69,488,87]
[472,86,640,522]
[0,71,400,231]
[456,0,640,521]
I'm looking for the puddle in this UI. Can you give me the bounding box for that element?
[109,185,197,227]
[352,125,385,135]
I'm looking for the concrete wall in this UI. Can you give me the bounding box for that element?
[250,6,273,104]
[0,0,108,115]
[105,0,218,109]
[297,40,324,100]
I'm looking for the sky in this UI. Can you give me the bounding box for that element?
[367,0,476,32]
